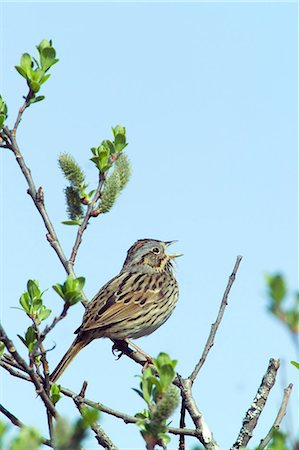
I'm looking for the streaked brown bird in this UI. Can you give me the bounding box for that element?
[50,238,181,382]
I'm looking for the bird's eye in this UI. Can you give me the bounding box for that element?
[152,247,160,254]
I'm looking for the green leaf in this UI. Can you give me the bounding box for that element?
[114,133,127,153]
[15,65,27,78]
[19,292,30,312]
[61,220,82,226]
[30,68,44,83]
[17,334,27,347]
[28,95,45,105]
[132,387,144,400]
[50,384,61,405]
[38,305,52,321]
[29,80,41,93]
[158,365,175,391]
[80,406,99,426]
[52,284,64,299]
[32,298,43,313]
[20,53,32,74]
[40,73,51,85]
[9,426,42,450]
[25,326,36,344]
[266,274,287,304]
[291,360,299,370]
[74,277,85,291]
[27,280,41,301]
[112,125,126,137]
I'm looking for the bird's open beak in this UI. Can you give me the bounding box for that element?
[165,240,178,246]
[167,253,183,259]
[164,240,183,258]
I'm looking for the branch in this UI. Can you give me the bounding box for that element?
[69,172,105,266]
[32,303,70,356]
[60,385,198,439]
[189,255,243,382]
[230,358,280,450]
[0,403,52,448]
[12,88,35,133]
[178,376,220,450]
[179,400,186,450]
[0,362,199,440]
[2,126,88,304]
[0,323,58,418]
[258,383,293,449]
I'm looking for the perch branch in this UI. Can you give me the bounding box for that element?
[190,255,243,382]
[230,358,280,450]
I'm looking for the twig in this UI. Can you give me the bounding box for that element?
[60,386,199,439]
[1,126,88,304]
[178,376,220,450]
[32,303,70,356]
[189,255,243,382]
[0,403,52,447]
[12,88,35,133]
[230,358,280,450]
[258,383,293,449]
[73,381,118,450]
[179,400,186,450]
[0,362,199,440]
[0,323,58,418]
[0,360,29,380]
[3,128,68,272]
[69,172,105,265]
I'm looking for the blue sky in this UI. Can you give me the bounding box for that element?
[1,2,298,449]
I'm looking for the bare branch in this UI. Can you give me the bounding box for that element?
[0,323,58,418]
[178,376,220,450]
[258,383,293,450]
[190,255,243,382]
[230,358,280,450]
[69,172,106,266]
[0,403,52,448]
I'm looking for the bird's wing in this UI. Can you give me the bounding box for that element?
[79,271,164,332]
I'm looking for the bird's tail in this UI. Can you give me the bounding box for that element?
[50,338,86,383]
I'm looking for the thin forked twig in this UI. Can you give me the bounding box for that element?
[73,380,119,450]
[258,383,293,450]
[230,358,280,450]
[69,172,105,266]
[189,255,243,382]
